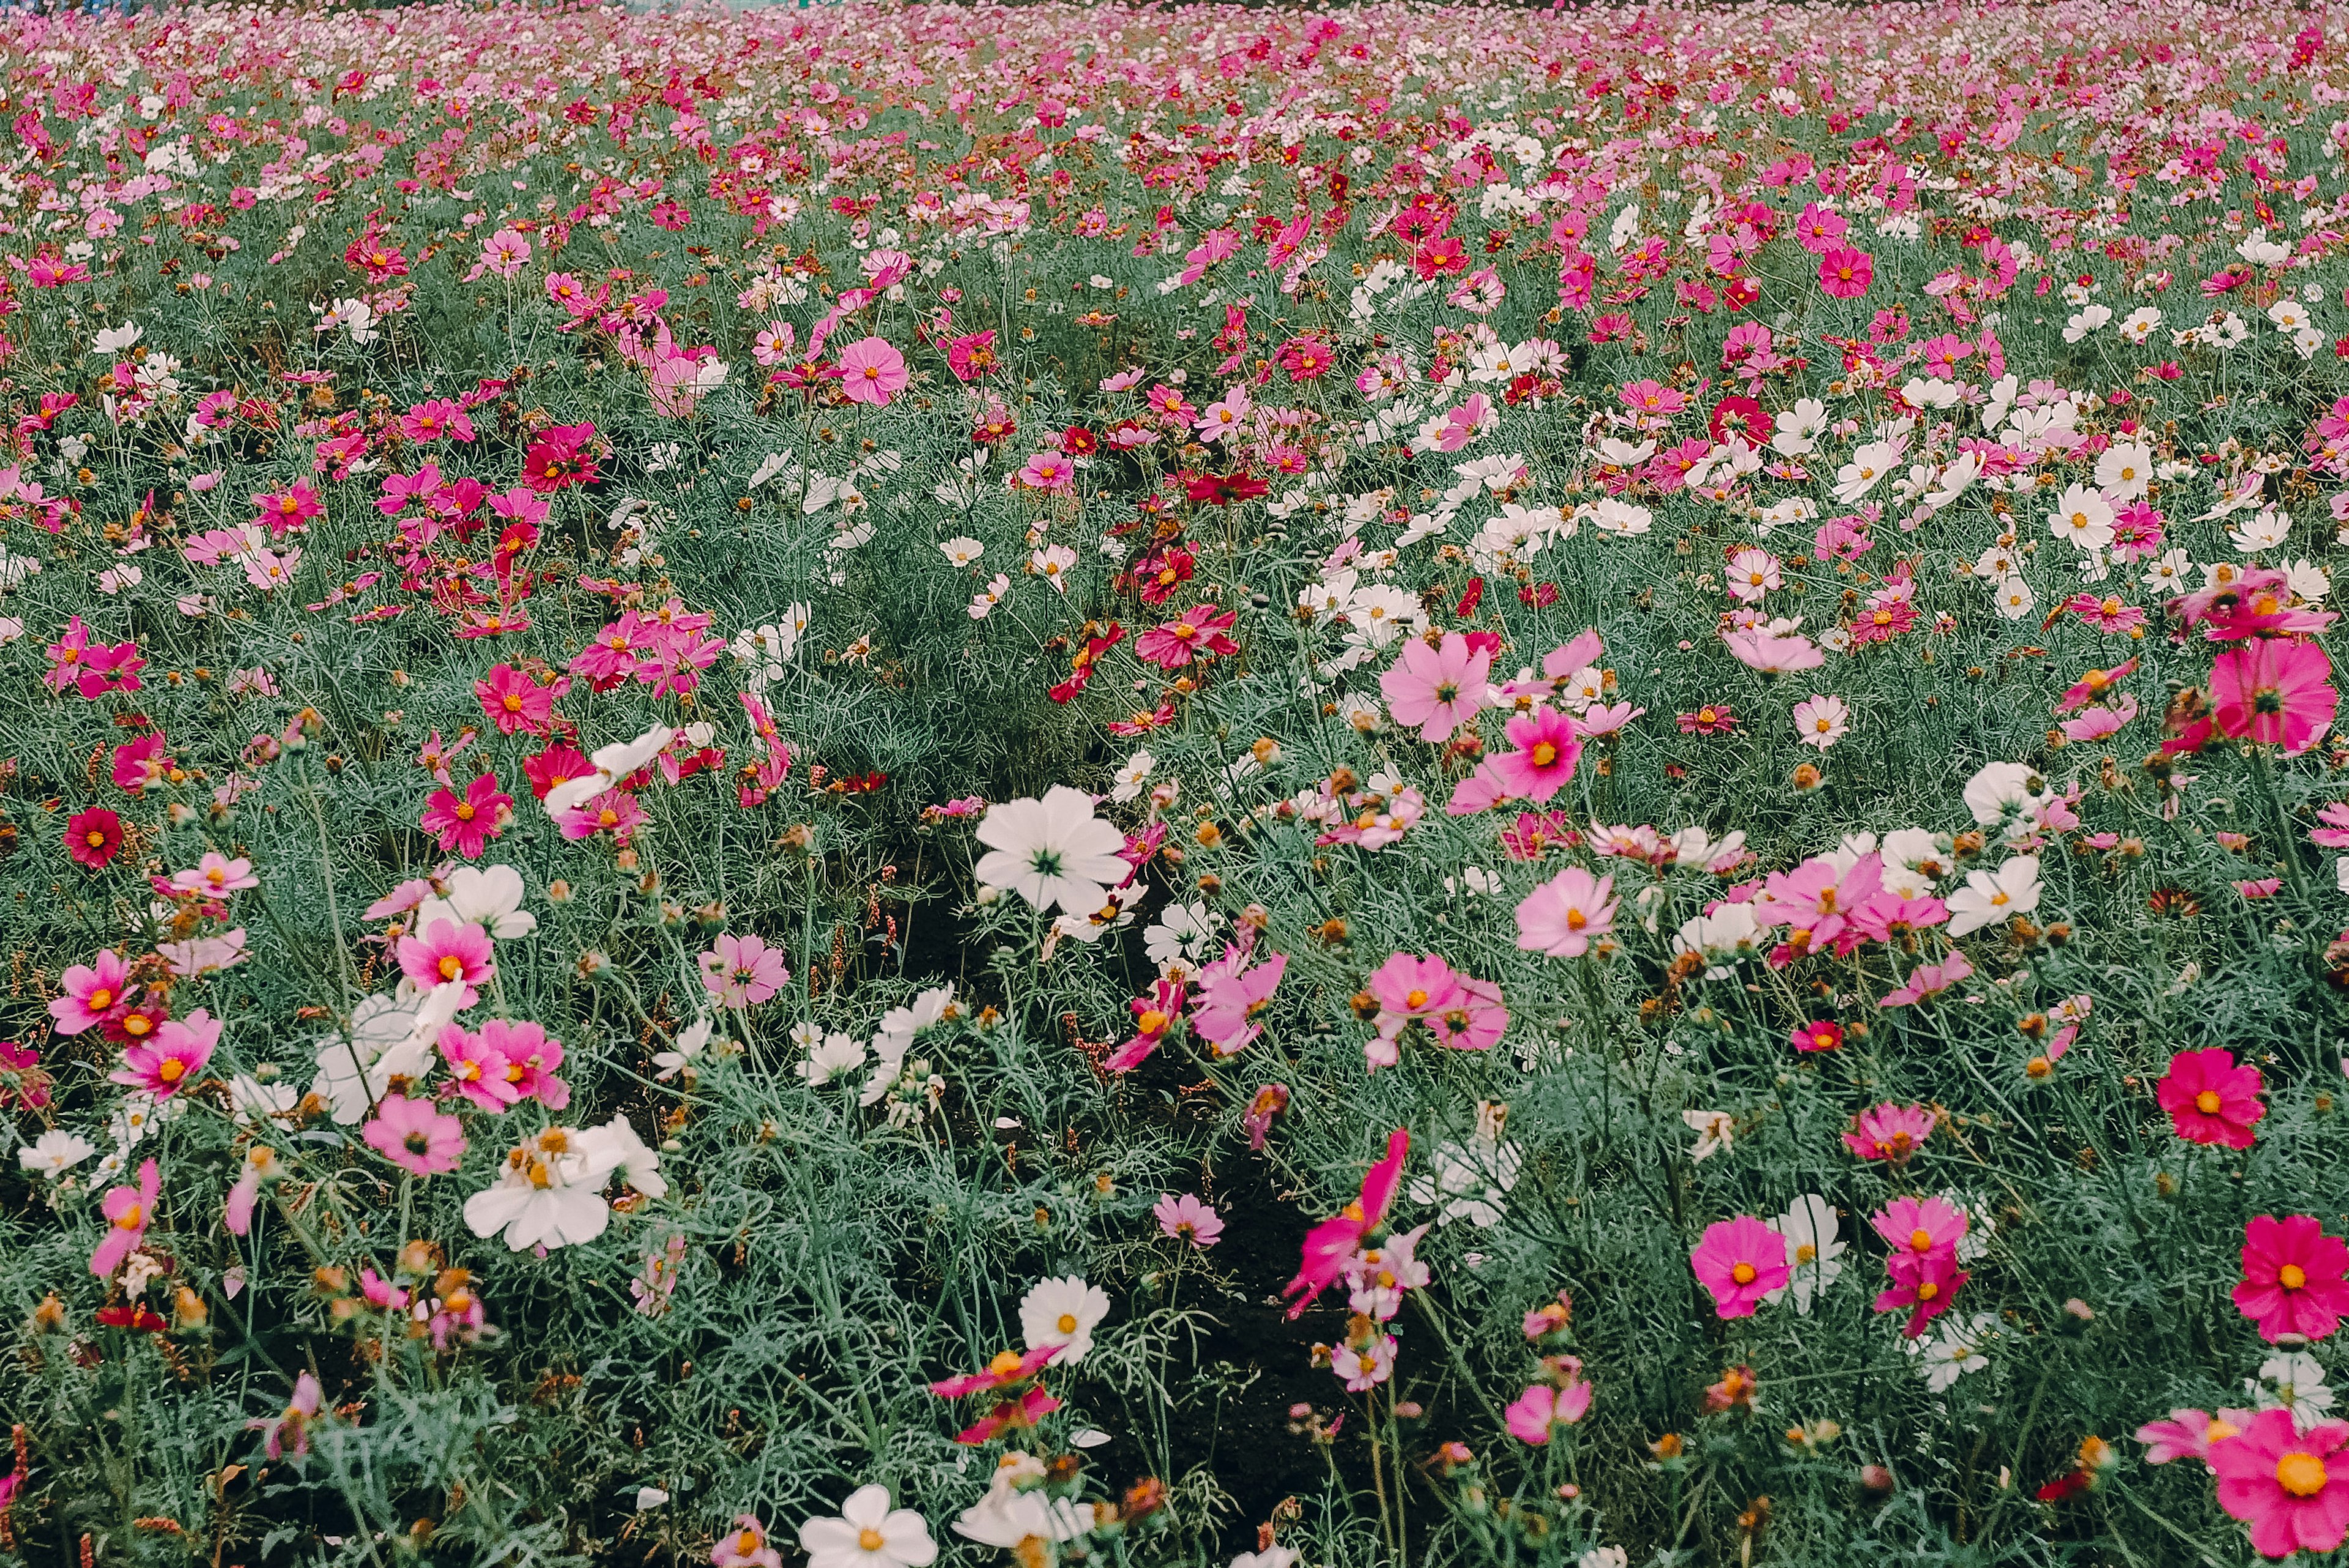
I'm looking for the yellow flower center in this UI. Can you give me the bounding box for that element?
[1916,1281,1939,1301]
[1137,1009,1168,1034]
[987,1350,1023,1378]
[454,802,476,822]
[123,1014,151,1037]
[1567,908,1587,931]
[502,694,523,712]
[1532,742,1558,767]
[736,1531,761,1555]
[1909,1228,1932,1252]
[158,1060,185,1083]
[1730,1261,1756,1285]
[1405,989,1429,1009]
[1173,623,1196,640]
[1057,1312,1078,1334]
[2282,1264,2309,1291]
[2195,1090,2222,1115]
[89,988,114,1010]
[2278,1452,2328,1498]
[115,1203,143,1229]
[85,830,106,847]
[439,956,464,980]
[1795,1243,1816,1264]
[858,1529,886,1552]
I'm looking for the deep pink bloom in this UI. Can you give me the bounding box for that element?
[420,772,514,859]
[929,1343,1061,1399]
[397,920,495,1006]
[1844,1102,1935,1165]
[1505,1377,1592,1444]
[363,1093,467,1175]
[480,1018,568,1109]
[1874,1251,1968,1337]
[1878,952,1973,1007]
[1515,866,1617,957]
[438,1022,522,1113]
[0,1040,49,1110]
[1690,1215,1789,1319]
[835,336,908,406]
[51,949,132,1036]
[1871,1195,1968,1265]
[1105,978,1185,1072]
[2234,1215,2349,1343]
[109,1008,221,1099]
[1818,245,1874,299]
[66,806,125,869]
[91,1157,160,1277]
[1380,632,1493,743]
[2211,639,2337,753]
[2210,1406,2349,1559]
[475,664,558,737]
[1154,1192,1224,1248]
[1285,1129,1409,1316]
[699,933,790,1008]
[2158,1047,2265,1149]
[1134,606,1239,669]
[1485,708,1583,803]
[1791,1020,1843,1053]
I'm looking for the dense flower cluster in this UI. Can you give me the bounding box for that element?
[3,1,2349,1564]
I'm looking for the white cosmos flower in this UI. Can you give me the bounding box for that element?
[1143,902,1222,976]
[971,787,1129,916]
[1907,1312,1998,1391]
[1945,855,2043,937]
[416,864,536,940]
[1764,1194,1846,1314]
[1019,1275,1110,1365]
[463,1127,626,1251]
[800,1485,937,1568]
[543,725,677,817]
[2095,441,2153,500]
[2046,484,2115,551]
[18,1128,97,1177]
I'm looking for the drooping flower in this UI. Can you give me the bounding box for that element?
[1874,1250,1969,1338]
[1020,1276,1111,1365]
[2158,1047,2265,1149]
[1690,1216,1789,1320]
[1505,1375,1593,1444]
[2235,1216,2349,1344]
[1285,1129,1409,1316]
[248,1372,323,1462]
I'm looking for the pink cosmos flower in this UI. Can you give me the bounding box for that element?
[1723,627,1825,672]
[363,1093,467,1175]
[169,852,258,898]
[1155,1192,1224,1248]
[51,949,133,1036]
[710,1517,784,1568]
[2209,1406,2349,1559]
[2211,639,2337,754]
[1105,978,1186,1072]
[1874,1250,1967,1337]
[558,787,648,845]
[480,1019,569,1109]
[1690,1215,1789,1319]
[1878,951,1974,1006]
[1381,633,1493,743]
[1366,953,1466,1033]
[439,1022,523,1113]
[1871,1195,1968,1265]
[1818,245,1874,299]
[700,933,790,1008]
[2234,1215,2349,1343]
[2139,1408,2255,1468]
[1843,1102,1935,1165]
[1791,1020,1843,1053]
[834,336,908,406]
[475,664,558,737]
[250,1372,323,1460]
[1134,606,1239,670]
[2158,1047,2265,1150]
[110,1009,221,1099]
[1192,951,1286,1055]
[91,1157,160,1277]
[1485,708,1583,803]
[1515,867,1618,957]
[1505,1377,1593,1444]
[1424,976,1509,1055]
[420,771,514,860]
[396,919,495,1007]
[1285,1128,1409,1316]
[1017,451,1076,489]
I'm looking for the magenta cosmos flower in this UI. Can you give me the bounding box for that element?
[1191,951,1286,1055]
[700,933,790,1008]
[2210,1406,2349,1559]
[1485,707,1583,804]
[91,1156,160,1277]
[1515,866,1617,958]
[2235,1215,2349,1343]
[250,1372,324,1460]
[2211,639,2337,754]
[1871,1195,1968,1266]
[1379,631,1492,743]
[1817,245,1874,299]
[1285,1128,1409,1316]
[834,336,908,407]
[1875,1250,1967,1337]
[439,1022,523,1113]
[1843,1102,1935,1165]
[1690,1215,1789,1319]
[363,1093,467,1176]
[397,919,495,1006]
[1134,605,1239,670]
[109,1008,221,1099]
[2158,1047,2265,1149]
[419,771,514,859]
[50,948,132,1036]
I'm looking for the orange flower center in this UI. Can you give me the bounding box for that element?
[2278,1452,2328,1498]
[1909,1228,1932,1252]
[89,988,114,1010]
[158,1060,185,1083]
[1730,1261,1756,1285]
[2195,1090,2222,1115]
[454,803,476,822]
[115,1203,143,1230]
[1137,1009,1168,1034]
[1532,742,1559,767]
[2282,1264,2309,1291]
[987,1349,1023,1378]
[858,1529,886,1552]
[439,956,464,980]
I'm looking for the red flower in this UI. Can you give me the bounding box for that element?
[66,806,123,868]
[1708,395,1772,451]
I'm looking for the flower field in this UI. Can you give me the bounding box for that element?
[10,0,2349,1562]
